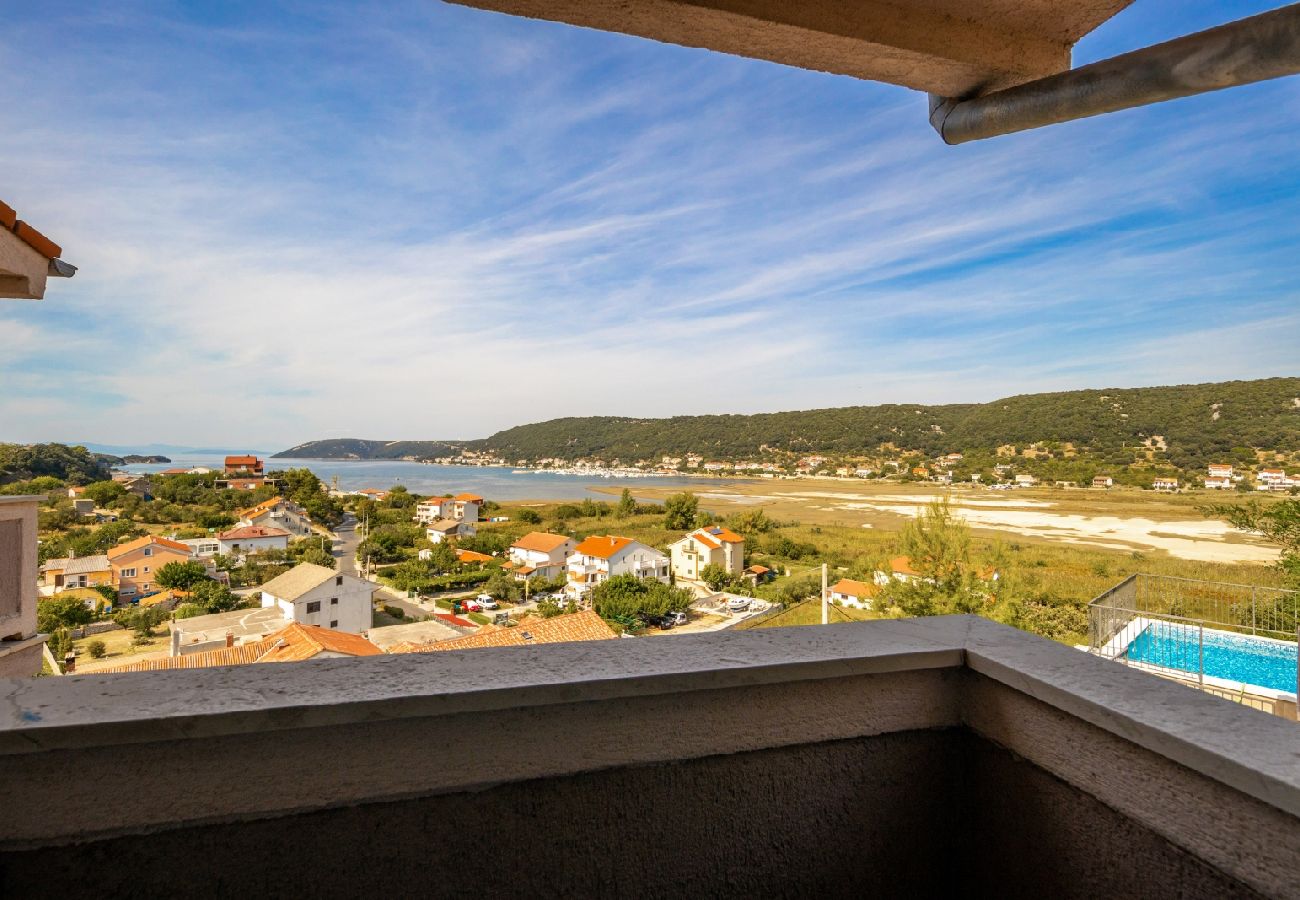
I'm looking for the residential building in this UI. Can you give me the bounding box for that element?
[389,609,616,654]
[96,623,382,673]
[1207,464,1235,480]
[217,525,291,556]
[180,537,221,558]
[668,526,745,582]
[224,455,265,476]
[566,535,668,596]
[0,197,75,299]
[829,578,876,610]
[1014,473,1036,486]
[414,493,482,525]
[238,496,312,535]
[1203,475,1233,490]
[170,606,290,654]
[1152,477,1180,492]
[108,535,193,600]
[426,519,477,544]
[260,563,374,634]
[1256,468,1291,491]
[744,564,774,584]
[874,556,921,586]
[508,532,577,579]
[0,495,44,676]
[355,488,388,501]
[220,477,266,491]
[40,554,114,593]
[1092,475,1113,488]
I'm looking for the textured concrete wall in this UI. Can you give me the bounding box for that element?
[0,730,1259,899]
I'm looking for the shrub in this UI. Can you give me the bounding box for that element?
[383,604,406,621]
[86,640,106,659]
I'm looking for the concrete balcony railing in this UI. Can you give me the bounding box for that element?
[1,616,1296,897]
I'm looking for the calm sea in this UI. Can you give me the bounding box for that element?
[121,455,748,502]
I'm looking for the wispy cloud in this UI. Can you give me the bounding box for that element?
[0,0,1297,446]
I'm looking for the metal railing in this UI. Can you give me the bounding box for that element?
[1088,574,1300,717]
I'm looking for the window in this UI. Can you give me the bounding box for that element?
[121,568,137,578]
[306,601,321,614]
[143,547,152,556]
[335,575,343,586]
[330,597,338,605]
[329,620,338,628]
[143,566,150,574]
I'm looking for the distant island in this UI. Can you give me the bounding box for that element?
[274,377,1300,489]
[119,454,171,465]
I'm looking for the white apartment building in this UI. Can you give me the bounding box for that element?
[414,493,482,525]
[238,496,313,536]
[668,526,745,582]
[508,532,577,579]
[566,535,669,597]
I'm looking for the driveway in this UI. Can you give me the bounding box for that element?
[333,514,359,575]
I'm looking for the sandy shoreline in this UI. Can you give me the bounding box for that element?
[588,480,1279,565]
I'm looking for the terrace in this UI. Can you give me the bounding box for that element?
[2,615,1297,896]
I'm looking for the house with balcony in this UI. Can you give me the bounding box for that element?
[237,496,312,536]
[260,563,374,634]
[1204,475,1233,490]
[224,455,265,476]
[107,535,193,600]
[1092,475,1113,488]
[1153,477,1180,492]
[415,493,483,525]
[426,519,477,544]
[668,526,745,583]
[565,535,668,596]
[507,532,576,579]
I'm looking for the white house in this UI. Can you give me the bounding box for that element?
[873,557,921,586]
[415,493,482,526]
[238,496,312,536]
[1257,469,1288,490]
[1014,473,1037,487]
[1203,475,1233,490]
[668,526,745,582]
[260,563,373,634]
[180,537,221,558]
[829,578,876,610]
[217,525,291,556]
[507,532,576,579]
[1207,464,1235,480]
[426,519,477,544]
[1092,475,1114,488]
[566,535,669,597]
[1152,477,1179,492]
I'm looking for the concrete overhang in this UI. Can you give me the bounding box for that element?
[443,0,1135,97]
[0,199,75,300]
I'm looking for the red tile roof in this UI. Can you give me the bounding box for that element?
[454,493,484,502]
[217,525,291,540]
[573,535,633,559]
[831,578,876,598]
[0,200,64,258]
[455,548,494,564]
[390,609,616,654]
[511,532,573,553]
[889,556,920,577]
[91,624,381,673]
[225,455,262,467]
[107,534,191,560]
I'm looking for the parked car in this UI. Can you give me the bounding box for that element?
[476,594,500,610]
[668,611,687,626]
[726,597,751,612]
[464,598,483,612]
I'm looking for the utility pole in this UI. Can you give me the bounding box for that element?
[821,563,828,625]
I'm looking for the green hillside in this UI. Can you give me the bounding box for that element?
[273,438,471,460]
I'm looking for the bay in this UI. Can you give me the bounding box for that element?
[120,455,749,501]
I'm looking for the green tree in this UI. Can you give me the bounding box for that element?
[190,579,240,613]
[155,560,210,590]
[1206,498,1300,588]
[699,563,738,592]
[590,575,692,627]
[515,508,542,525]
[889,500,987,616]
[616,488,636,519]
[663,492,699,531]
[86,639,107,659]
[37,595,95,633]
[82,480,126,506]
[483,571,520,602]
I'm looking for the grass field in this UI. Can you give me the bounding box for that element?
[734,598,881,629]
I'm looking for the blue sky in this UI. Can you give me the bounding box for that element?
[2,1,1298,448]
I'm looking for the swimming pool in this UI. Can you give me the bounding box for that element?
[1126,625,1298,693]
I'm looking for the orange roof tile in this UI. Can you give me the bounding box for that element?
[573,535,633,559]
[830,578,876,598]
[107,534,191,560]
[217,525,291,540]
[890,556,920,577]
[225,455,261,466]
[454,493,484,502]
[511,532,573,553]
[13,219,62,259]
[698,525,743,544]
[92,637,280,673]
[390,609,616,654]
[455,548,494,564]
[256,623,383,663]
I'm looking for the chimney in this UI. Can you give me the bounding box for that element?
[225,632,235,648]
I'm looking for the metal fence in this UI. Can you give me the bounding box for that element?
[1087,574,1300,714]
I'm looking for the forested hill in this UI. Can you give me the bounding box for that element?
[479,377,1300,466]
[273,438,470,460]
[275,377,1299,468]
[0,443,113,486]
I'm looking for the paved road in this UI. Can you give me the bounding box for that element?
[333,514,359,575]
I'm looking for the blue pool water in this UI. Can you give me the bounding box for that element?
[1126,626,1298,693]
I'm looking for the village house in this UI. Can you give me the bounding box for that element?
[1203,475,1233,490]
[224,455,265,476]
[668,526,745,583]
[1092,475,1114,488]
[1014,473,1037,487]
[566,535,669,597]
[874,556,922,586]
[507,532,577,580]
[40,554,114,594]
[238,496,312,536]
[414,493,482,525]
[829,578,876,610]
[217,525,291,556]
[179,537,221,558]
[108,535,193,600]
[1152,477,1180,492]
[1207,464,1235,480]
[389,609,616,655]
[744,564,775,585]
[426,519,477,544]
[260,563,374,634]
